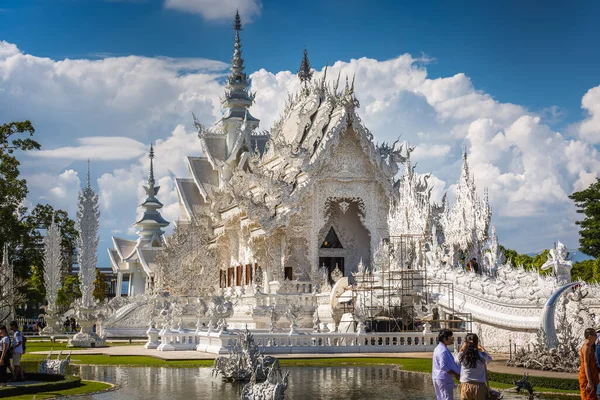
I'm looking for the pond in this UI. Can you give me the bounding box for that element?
[67,365,572,399]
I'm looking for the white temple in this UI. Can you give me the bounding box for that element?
[102,12,600,352]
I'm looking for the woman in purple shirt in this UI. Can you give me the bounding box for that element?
[432,329,461,400]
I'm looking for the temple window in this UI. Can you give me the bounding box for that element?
[321,227,343,248]
[236,265,243,286]
[227,267,234,287]
[284,266,293,281]
[245,264,253,285]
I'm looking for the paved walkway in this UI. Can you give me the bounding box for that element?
[31,346,579,379]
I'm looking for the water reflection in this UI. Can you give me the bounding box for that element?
[69,365,572,400]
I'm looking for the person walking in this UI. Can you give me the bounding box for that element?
[456,333,492,400]
[9,321,24,381]
[432,329,461,400]
[0,326,10,388]
[579,328,599,400]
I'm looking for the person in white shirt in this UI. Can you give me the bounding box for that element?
[0,325,10,387]
[456,333,492,400]
[9,321,24,382]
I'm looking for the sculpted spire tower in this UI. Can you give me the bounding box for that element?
[134,144,169,247]
[222,11,258,132]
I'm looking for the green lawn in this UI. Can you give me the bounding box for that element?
[6,380,113,399]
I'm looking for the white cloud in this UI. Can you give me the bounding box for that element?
[33,137,147,160]
[25,170,82,217]
[579,85,600,143]
[164,0,262,21]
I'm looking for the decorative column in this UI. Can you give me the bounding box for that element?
[68,162,106,347]
[41,218,63,334]
[116,272,123,298]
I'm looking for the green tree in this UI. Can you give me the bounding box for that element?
[27,265,46,306]
[56,274,81,314]
[569,178,600,259]
[22,204,78,274]
[0,120,40,273]
[571,259,600,283]
[92,269,109,302]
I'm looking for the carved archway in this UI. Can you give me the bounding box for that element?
[318,198,371,279]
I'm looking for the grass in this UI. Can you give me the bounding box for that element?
[22,354,215,368]
[25,340,141,353]
[6,380,112,399]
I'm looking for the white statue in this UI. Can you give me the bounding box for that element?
[541,241,573,285]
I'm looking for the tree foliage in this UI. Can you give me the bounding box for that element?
[499,246,551,275]
[569,178,600,259]
[93,269,109,302]
[0,121,78,315]
[56,274,82,314]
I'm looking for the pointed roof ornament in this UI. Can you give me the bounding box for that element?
[86,159,91,188]
[148,143,155,187]
[234,9,242,31]
[333,71,341,93]
[350,74,355,93]
[298,48,313,84]
[320,63,329,88]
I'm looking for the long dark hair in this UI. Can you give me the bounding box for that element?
[459,333,482,368]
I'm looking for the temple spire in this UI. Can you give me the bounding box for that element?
[135,145,169,247]
[222,11,256,118]
[148,143,155,187]
[298,48,313,84]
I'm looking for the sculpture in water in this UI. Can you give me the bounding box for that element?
[513,374,536,400]
[212,328,281,382]
[68,164,106,348]
[241,367,289,400]
[38,351,71,375]
[42,218,63,334]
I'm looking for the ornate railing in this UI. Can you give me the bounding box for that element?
[154,329,466,354]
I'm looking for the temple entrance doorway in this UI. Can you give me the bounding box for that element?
[319,257,345,285]
[317,198,371,281]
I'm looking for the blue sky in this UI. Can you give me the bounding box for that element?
[1,0,600,267]
[3,0,599,126]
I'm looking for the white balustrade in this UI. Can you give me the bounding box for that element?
[154,329,466,354]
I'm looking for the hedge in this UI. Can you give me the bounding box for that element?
[0,373,81,398]
[487,371,579,391]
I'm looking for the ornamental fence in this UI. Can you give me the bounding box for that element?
[150,328,467,354]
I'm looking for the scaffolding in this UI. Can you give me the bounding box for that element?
[350,234,472,333]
